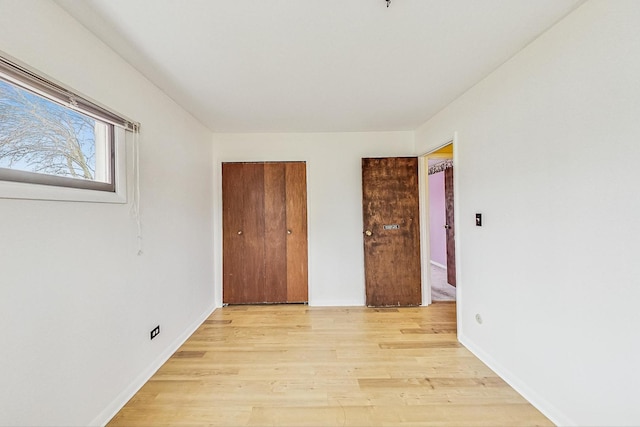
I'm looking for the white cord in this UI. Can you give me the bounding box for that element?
[130,123,143,255]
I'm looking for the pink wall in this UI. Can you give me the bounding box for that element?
[428,170,447,266]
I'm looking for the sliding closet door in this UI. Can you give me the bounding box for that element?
[285,162,308,302]
[222,163,266,304]
[222,162,308,304]
[263,163,288,302]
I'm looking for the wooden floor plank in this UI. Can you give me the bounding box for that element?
[108,303,552,427]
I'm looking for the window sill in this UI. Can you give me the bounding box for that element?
[0,128,127,204]
[0,179,126,203]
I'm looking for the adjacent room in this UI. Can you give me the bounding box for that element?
[1,1,639,426]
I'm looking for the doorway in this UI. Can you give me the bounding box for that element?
[423,144,457,302]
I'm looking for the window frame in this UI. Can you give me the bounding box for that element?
[0,106,117,192]
[0,127,127,203]
[0,52,135,203]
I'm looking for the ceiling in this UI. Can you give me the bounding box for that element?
[56,0,584,133]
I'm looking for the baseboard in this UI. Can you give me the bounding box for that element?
[458,331,573,426]
[309,299,365,307]
[90,303,218,426]
[429,260,447,269]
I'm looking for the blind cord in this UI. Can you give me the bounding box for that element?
[130,124,143,255]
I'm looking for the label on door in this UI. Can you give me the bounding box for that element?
[383,224,400,230]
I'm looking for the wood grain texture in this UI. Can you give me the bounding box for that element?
[285,162,308,302]
[222,163,245,304]
[223,161,308,304]
[242,163,267,302]
[362,157,421,307]
[223,163,267,304]
[444,166,456,287]
[263,163,288,302]
[108,304,552,427]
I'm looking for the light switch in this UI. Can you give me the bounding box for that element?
[475,213,482,227]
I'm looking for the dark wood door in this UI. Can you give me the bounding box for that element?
[444,166,456,287]
[285,162,309,302]
[263,163,288,302]
[362,157,421,307]
[222,163,266,304]
[222,162,308,304]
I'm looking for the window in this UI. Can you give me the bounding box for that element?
[0,79,115,191]
[0,54,137,203]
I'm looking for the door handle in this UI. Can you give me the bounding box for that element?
[287,230,292,235]
[443,224,451,230]
[365,230,372,236]
[237,230,243,235]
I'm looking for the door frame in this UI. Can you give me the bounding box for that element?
[417,132,461,308]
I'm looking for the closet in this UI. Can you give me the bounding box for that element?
[222,162,308,304]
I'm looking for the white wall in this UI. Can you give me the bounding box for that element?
[0,1,215,426]
[4,0,638,425]
[212,132,414,306]
[415,1,640,425]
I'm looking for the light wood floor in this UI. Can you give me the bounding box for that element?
[108,303,552,426]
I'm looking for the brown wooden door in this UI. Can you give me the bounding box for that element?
[444,166,456,287]
[284,163,309,302]
[222,162,308,304]
[263,163,288,302]
[362,157,421,307]
[222,163,266,304]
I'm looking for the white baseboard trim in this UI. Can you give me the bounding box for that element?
[90,303,217,426]
[429,260,447,269]
[458,332,573,427]
[309,299,365,307]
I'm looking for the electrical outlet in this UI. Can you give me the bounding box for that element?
[150,325,160,340]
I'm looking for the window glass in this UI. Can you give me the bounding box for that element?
[0,78,114,191]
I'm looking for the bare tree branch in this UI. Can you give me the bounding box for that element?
[0,80,95,180]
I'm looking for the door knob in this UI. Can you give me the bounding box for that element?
[237,230,243,235]
[287,230,292,235]
[365,230,372,236]
[443,224,451,230]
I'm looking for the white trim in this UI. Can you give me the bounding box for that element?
[0,127,127,203]
[212,157,224,309]
[429,260,447,270]
[417,135,457,307]
[459,332,572,426]
[418,155,431,306]
[451,132,462,329]
[90,304,218,427]
[416,139,455,158]
[309,299,364,307]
